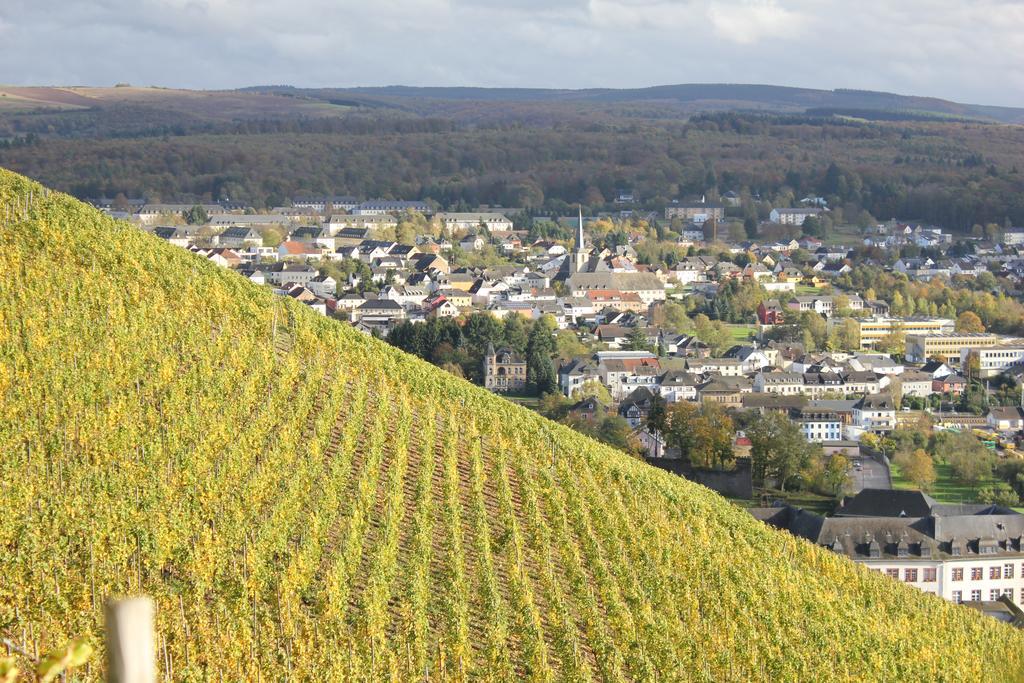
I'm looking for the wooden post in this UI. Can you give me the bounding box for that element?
[105,597,156,683]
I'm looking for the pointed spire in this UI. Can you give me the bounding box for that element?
[577,205,585,254]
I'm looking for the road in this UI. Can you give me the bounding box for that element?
[847,455,891,494]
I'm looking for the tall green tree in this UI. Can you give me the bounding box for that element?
[749,412,818,491]
[625,326,651,351]
[503,314,529,354]
[184,204,209,225]
[526,316,557,395]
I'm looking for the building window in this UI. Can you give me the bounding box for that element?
[885,568,899,579]
[971,590,982,602]
[991,566,1002,580]
[904,568,918,582]
[952,590,962,604]
[991,589,1002,601]
[1005,588,1014,601]
[1006,564,1015,579]
[923,568,937,583]
[971,567,984,581]
[951,567,963,582]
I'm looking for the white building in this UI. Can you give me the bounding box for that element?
[853,394,896,433]
[769,207,825,226]
[791,407,843,442]
[352,200,430,216]
[963,345,1024,379]
[436,212,513,234]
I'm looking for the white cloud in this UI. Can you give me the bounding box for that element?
[707,0,803,45]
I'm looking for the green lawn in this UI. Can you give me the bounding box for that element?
[795,284,830,295]
[725,323,757,342]
[891,461,1001,505]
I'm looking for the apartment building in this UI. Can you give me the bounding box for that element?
[665,201,725,223]
[769,207,825,226]
[905,332,1000,364]
[790,407,843,442]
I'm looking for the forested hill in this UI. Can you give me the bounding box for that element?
[322,83,1024,123]
[2,168,1024,680]
[3,84,1024,230]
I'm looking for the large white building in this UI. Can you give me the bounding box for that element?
[963,345,1024,378]
[436,212,513,234]
[352,200,430,216]
[769,207,825,226]
[754,490,1024,608]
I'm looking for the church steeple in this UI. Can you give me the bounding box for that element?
[572,206,588,274]
[576,205,585,255]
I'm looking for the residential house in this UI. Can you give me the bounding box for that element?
[307,274,337,299]
[898,371,936,399]
[686,358,745,377]
[151,226,197,248]
[853,394,897,434]
[278,240,326,261]
[698,376,751,405]
[934,374,968,395]
[567,396,608,422]
[657,370,701,403]
[757,299,786,325]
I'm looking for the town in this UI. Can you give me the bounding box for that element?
[101,189,1024,619]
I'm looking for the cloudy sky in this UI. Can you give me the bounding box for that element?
[1,0,1023,107]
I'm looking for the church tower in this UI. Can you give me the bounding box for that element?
[573,206,588,274]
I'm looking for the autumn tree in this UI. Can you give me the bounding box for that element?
[948,448,993,486]
[664,401,734,469]
[956,311,985,333]
[896,448,937,491]
[822,455,851,496]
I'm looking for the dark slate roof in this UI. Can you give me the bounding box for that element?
[620,386,656,410]
[358,299,402,310]
[853,393,894,410]
[836,489,937,518]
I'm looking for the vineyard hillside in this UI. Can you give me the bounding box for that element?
[1,168,1023,680]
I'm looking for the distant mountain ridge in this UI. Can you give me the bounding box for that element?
[2,83,1022,125]
[273,83,1024,123]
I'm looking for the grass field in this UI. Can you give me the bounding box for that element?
[725,323,757,342]
[891,461,1002,504]
[795,283,830,295]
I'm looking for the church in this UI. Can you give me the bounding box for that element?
[563,207,667,305]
